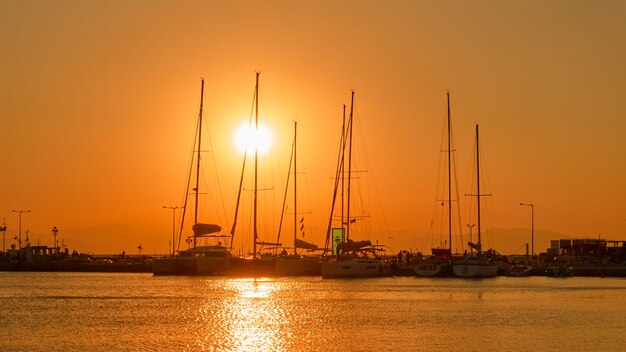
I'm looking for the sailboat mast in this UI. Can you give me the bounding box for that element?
[447,92,452,252]
[253,71,260,258]
[341,104,346,237]
[475,124,481,250]
[293,121,298,255]
[193,79,205,249]
[346,91,354,241]
[323,105,347,254]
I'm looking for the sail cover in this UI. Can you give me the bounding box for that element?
[294,238,318,250]
[468,241,481,251]
[193,223,222,237]
[337,239,372,253]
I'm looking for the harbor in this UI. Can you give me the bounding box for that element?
[3,1,626,351]
[2,61,624,282]
[0,244,152,273]
[3,236,625,277]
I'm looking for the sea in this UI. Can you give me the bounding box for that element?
[1,272,625,352]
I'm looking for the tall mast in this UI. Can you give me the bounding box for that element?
[193,79,204,249]
[253,71,260,258]
[323,105,346,254]
[293,121,298,255]
[341,104,346,237]
[475,124,481,250]
[447,92,452,252]
[346,91,354,241]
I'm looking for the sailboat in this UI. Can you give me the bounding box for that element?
[452,124,498,278]
[415,92,456,277]
[153,79,233,276]
[274,121,323,276]
[229,72,280,276]
[321,91,392,279]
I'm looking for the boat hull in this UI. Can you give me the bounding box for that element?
[414,263,454,277]
[545,266,575,277]
[453,260,498,278]
[275,257,322,276]
[504,265,532,277]
[229,257,276,277]
[152,257,195,275]
[322,259,392,278]
[152,257,230,276]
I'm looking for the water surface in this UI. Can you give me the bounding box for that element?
[1,272,624,351]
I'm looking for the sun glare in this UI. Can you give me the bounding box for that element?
[235,123,272,153]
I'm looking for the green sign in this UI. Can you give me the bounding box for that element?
[331,228,344,255]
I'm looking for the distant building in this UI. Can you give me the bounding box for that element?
[547,238,625,262]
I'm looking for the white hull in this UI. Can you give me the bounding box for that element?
[322,258,392,278]
[453,259,498,278]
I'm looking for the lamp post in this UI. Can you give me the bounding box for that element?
[1,218,7,256]
[163,206,180,256]
[52,226,59,252]
[520,203,534,256]
[11,210,31,251]
[466,224,475,252]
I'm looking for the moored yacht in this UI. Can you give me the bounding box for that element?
[452,124,497,278]
[272,122,322,276]
[321,240,392,278]
[275,253,322,276]
[322,255,392,278]
[415,93,459,278]
[228,72,282,277]
[452,254,498,277]
[414,249,454,277]
[153,244,231,275]
[152,79,233,276]
[320,92,391,279]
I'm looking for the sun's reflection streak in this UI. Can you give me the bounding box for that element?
[194,278,291,351]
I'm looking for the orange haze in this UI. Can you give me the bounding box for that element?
[1,1,625,255]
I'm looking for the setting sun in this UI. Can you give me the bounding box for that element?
[235,123,272,154]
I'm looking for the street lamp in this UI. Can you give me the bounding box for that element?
[1,218,7,256]
[520,203,534,256]
[163,206,180,256]
[11,210,31,251]
[52,226,59,252]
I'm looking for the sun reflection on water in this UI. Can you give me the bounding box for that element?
[195,278,290,351]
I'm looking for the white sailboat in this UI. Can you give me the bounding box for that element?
[229,72,280,276]
[274,121,322,276]
[153,79,232,276]
[452,124,498,278]
[321,91,392,279]
[415,92,457,277]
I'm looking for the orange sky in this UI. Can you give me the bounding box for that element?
[1,1,625,255]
